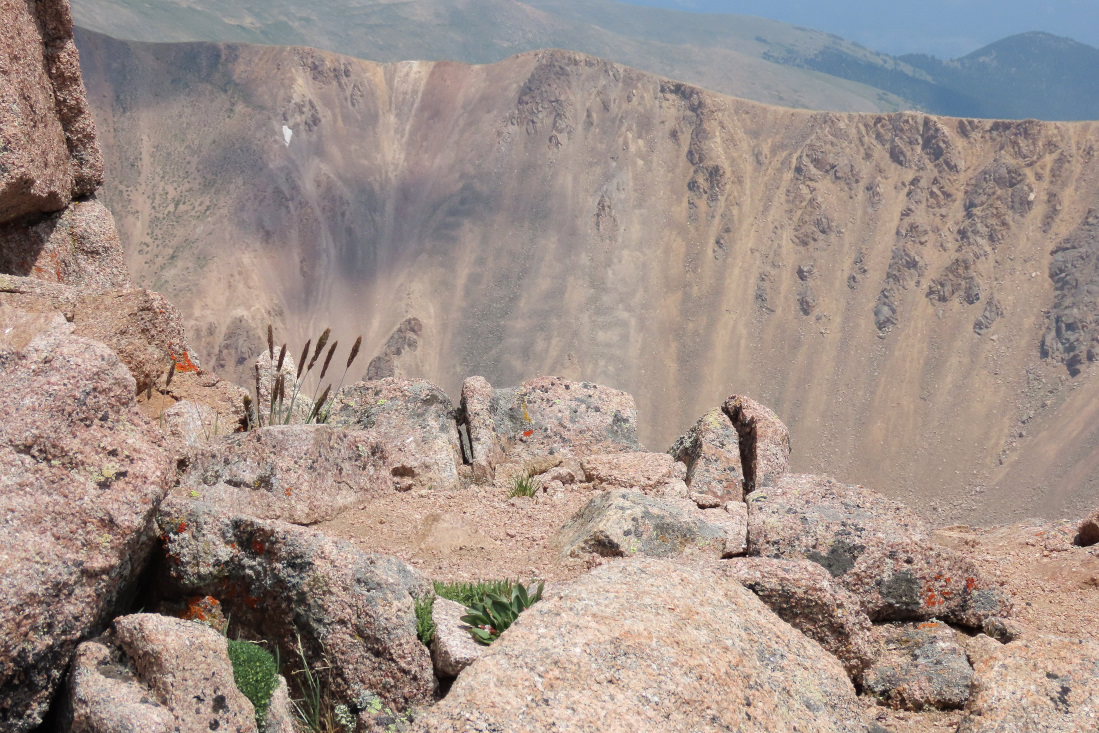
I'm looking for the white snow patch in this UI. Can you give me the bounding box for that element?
[282,126,293,146]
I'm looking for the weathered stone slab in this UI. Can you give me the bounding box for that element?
[863,621,974,711]
[430,598,486,678]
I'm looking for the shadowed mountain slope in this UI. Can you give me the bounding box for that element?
[75,29,1099,523]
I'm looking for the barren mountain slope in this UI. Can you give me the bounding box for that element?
[75,31,1099,523]
[70,0,905,114]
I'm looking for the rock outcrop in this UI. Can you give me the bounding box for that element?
[326,377,464,492]
[747,474,1012,632]
[0,309,173,729]
[155,499,434,711]
[429,598,485,678]
[414,558,868,732]
[0,0,102,223]
[1076,508,1099,547]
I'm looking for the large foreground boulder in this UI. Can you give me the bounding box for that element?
[155,499,434,711]
[64,614,260,733]
[957,635,1099,732]
[0,307,173,729]
[461,376,640,481]
[747,474,1012,630]
[414,558,869,732]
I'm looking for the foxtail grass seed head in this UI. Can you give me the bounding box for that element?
[310,328,332,369]
[311,385,331,422]
[165,362,175,387]
[277,373,286,402]
[347,336,362,368]
[267,324,274,359]
[276,344,287,373]
[319,341,338,379]
[297,340,311,379]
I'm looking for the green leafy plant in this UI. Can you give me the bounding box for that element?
[508,472,539,499]
[433,578,517,607]
[460,581,544,645]
[227,639,278,729]
[414,594,435,648]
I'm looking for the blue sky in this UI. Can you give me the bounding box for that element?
[617,0,1099,58]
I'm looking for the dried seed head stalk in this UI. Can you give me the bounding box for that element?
[346,336,362,368]
[309,328,331,370]
[276,344,287,373]
[319,341,338,380]
[297,340,311,379]
[267,324,274,359]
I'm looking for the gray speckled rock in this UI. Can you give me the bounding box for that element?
[747,474,1012,631]
[957,635,1099,733]
[64,637,175,732]
[413,558,869,732]
[719,558,877,681]
[176,425,388,525]
[430,598,485,678]
[669,407,746,505]
[0,308,173,730]
[327,377,463,492]
[863,621,974,711]
[554,490,738,560]
[155,499,434,712]
[461,376,640,467]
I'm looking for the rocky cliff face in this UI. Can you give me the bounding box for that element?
[74,31,1099,523]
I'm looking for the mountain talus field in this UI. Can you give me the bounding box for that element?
[75,29,1099,523]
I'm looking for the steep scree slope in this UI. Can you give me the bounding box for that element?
[75,31,1099,523]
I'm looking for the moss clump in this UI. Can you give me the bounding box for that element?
[227,639,278,728]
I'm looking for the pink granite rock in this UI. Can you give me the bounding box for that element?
[155,499,434,712]
[0,0,102,222]
[0,309,173,730]
[414,558,866,732]
[957,635,1099,733]
[719,558,877,681]
[430,598,486,678]
[176,425,392,525]
[747,474,1012,632]
[581,451,675,493]
[72,287,191,393]
[555,490,743,560]
[460,376,503,482]
[65,614,259,733]
[724,395,791,491]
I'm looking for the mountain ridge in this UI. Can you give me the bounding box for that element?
[74,28,1099,524]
